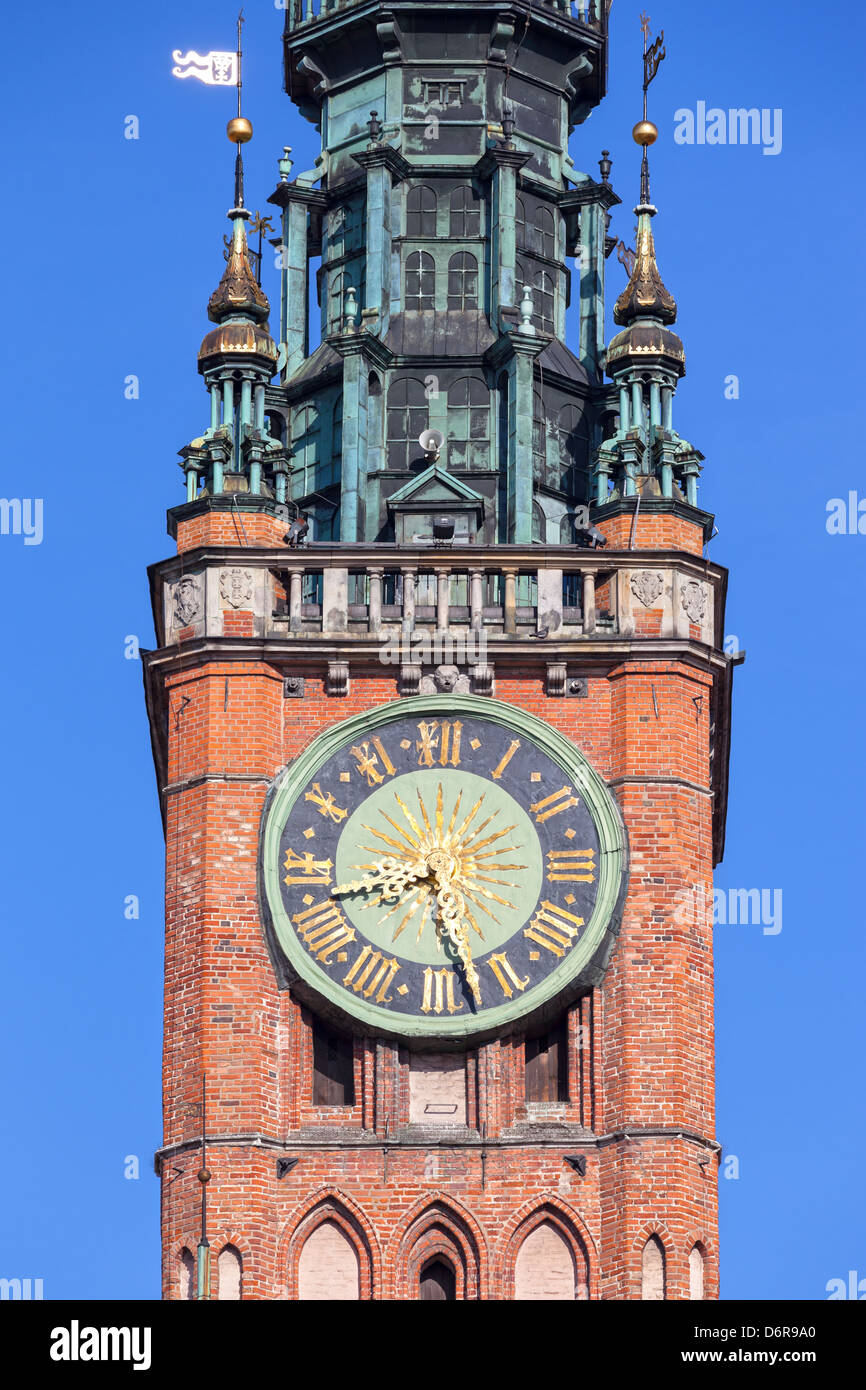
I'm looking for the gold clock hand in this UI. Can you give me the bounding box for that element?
[331,855,428,902]
[429,859,482,1007]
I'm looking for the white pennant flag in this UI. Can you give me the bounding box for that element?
[171,50,239,86]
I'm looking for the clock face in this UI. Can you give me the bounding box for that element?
[260,696,627,1040]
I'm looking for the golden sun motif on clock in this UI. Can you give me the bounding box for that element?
[343,781,529,948]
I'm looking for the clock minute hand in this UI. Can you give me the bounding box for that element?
[331,855,428,902]
[429,861,482,1007]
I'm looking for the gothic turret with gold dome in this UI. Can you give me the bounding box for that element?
[593,26,703,514]
[179,117,287,508]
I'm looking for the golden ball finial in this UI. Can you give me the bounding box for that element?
[633,120,659,147]
[227,117,253,145]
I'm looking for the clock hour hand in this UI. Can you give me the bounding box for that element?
[331,855,428,903]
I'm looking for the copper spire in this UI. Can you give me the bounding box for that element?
[613,211,677,326]
[207,213,271,325]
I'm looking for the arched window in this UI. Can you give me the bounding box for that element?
[557,403,590,497]
[328,270,344,330]
[535,204,556,259]
[641,1235,666,1301]
[532,390,547,482]
[405,251,435,311]
[516,258,530,298]
[532,500,546,543]
[689,1245,705,1301]
[447,376,489,468]
[387,378,428,469]
[292,403,320,496]
[311,394,341,491]
[533,267,555,334]
[419,1258,456,1301]
[515,1221,577,1299]
[178,1247,195,1301]
[406,184,437,236]
[298,1220,361,1301]
[515,197,527,251]
[218,1245,242,1301]
[449,185,480,237]
[265,410,287,445]
[447,252,478,311]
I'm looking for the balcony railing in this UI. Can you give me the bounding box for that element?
[285,0,606,37]
[272,554,614,639]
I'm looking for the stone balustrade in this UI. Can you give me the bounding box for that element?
[159,544,721,653]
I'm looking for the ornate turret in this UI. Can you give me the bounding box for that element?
[180,115,287,508]
[595,22,703,511]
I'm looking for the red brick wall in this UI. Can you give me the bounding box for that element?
[596,511,706,556]
[158,653,719,1300]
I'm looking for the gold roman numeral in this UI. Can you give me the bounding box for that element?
[486,951,530,998]
[420,967,465,1015]
[416,720,462,768]
[546,849,596,882]
[491,739,520,781]
[348,736,396,787]
[283,847,333,887]
[292,900,356,963]
[529,787,579,823]
[524,900,584,957]
[342,946,401,1004]
[304,782,348,824]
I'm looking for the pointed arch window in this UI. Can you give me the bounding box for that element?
[217,1245,242,1301]
[641,1235,666,1300]
[387,377,428,469]
[405,251,435,311]
[447,252,478,311]
[406,184,437,236]
[689,1245,705,1301]
[447,376,489,468]
[535,204,556,259]
[178,1248,195,1301]
[420,1258,456,1301]
[449,186,480,237]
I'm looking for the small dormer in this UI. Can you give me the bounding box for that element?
[386,465,485,544]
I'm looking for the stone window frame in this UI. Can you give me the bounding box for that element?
[405,249,436,311]
[405,183,438,237]
[386,376,429,469]
[449,184,481,238]
[446,374,489,469]
[446,250,479,311]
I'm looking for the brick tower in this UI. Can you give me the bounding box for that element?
[145,2,735,1300]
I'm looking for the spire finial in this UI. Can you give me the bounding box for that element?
[632,13,666,204]
[613,16,676,328]
[226,11,252,210]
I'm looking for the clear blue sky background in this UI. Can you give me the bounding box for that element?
[1,0,863,1300]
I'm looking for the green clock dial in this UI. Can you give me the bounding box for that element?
[259,695,628,1040]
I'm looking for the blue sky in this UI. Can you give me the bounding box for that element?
[1,0,863,1300]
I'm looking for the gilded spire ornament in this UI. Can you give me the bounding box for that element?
[613,14,677,328]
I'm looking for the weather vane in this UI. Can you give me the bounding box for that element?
[633,13,667,204]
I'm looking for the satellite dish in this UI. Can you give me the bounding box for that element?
[418,428,444,457]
